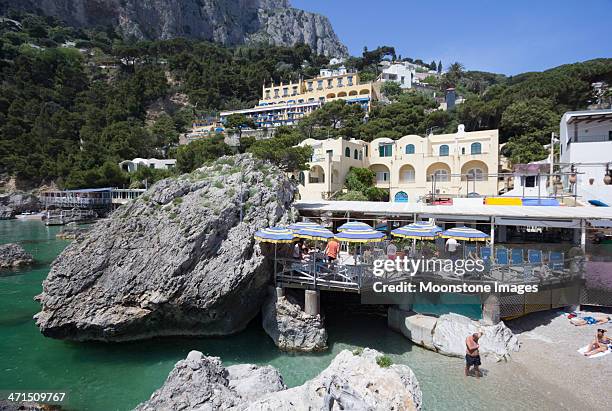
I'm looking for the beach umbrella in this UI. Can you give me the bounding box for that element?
[440,226,489,259]
[440,227,489,241]
[337,221,373,232]
[334,227,385,270]
[391,222,442,240]
[296,226,334,240]
[288,221,322,232]
[254,227,296,283]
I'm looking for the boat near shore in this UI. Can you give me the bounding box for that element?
[15,211,45,221]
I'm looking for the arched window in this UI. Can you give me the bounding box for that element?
[345,147,351,157]
[394,192,409,203]
[298,171,305,185]
[405,144,415,154]
[429,169,450,182]
[466,168,485,181]
[471,142,482,155]
[439,145,449,156]
[354,149,359,160]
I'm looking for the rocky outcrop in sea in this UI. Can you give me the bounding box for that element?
[135,348,422,410]
[35,155,297,341]
[4,0,348,56]
[0,192,41,220]
[262,289,328,351]
[0,243,34,269]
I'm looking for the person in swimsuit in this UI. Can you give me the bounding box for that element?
[465,331,483,377]
[584,329,610,357]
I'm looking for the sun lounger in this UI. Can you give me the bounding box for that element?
[577,344,612,358]
[548,251,564,270]
[528,249,543,265]
[511,248,524,265]
[496,248,509,265]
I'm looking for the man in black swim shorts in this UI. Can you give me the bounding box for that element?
[465,331,483,377]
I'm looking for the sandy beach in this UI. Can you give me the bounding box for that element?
[503,309,612,411]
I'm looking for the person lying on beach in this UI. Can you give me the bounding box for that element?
[584,329,611,357]
[465,331,483,377]
[570,314,610,326]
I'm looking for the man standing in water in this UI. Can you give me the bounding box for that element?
[465,331,483,377]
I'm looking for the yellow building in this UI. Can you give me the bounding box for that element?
[220,66,378,128]
[295,125,500,202]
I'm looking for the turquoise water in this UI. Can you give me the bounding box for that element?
[0,221,569,410]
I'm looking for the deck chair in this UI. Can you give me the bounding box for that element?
[465,245,477,258]
[548,251,564,271]
[510,249,524,265]
[527,249,543,265]
[479,247,492,278]
[495,248,510,265]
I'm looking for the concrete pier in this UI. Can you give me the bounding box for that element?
[305,290,320,316]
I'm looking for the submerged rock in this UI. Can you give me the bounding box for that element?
[0,243,34,269]
[262,290,328,352]
[35,155,297,341]
[135,348,422,411]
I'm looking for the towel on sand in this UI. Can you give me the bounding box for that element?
[577,344,612,358]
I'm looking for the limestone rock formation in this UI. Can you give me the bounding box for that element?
[0,401,60,411]
[0,243,34,269]
[389,309,520,361]
[4,0,348,56]
[35,155,297,341]
[135,348,422,411]
[262,290,328,352]
[0,192,41,219]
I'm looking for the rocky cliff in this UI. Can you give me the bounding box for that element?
[3,0,348,56]
[35,154,297,341]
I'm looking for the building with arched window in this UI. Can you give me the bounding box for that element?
[296,125,501,202]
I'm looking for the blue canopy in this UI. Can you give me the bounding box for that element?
[335,228,385,243]
[391,222,442,240]
[288,221,322,231]
[440,227,489,242]
[254,227,296,243]
[337,221,373,232]
[296,227,334,240]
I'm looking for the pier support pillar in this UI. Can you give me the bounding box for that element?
[305,290,320,316]
[481,293,500,325]
[276,287,284,299]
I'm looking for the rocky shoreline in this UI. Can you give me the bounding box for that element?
[135,348,422,410]
[0,192,40,220]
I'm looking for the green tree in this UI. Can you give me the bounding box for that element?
[340,167,388,201]
[247,128,312,171]
[149,113,179,146]
[501,136,548,165]
[175,135,232,173]
[380,81,403,98]
[225,113,256,139]
[499,98,559,143]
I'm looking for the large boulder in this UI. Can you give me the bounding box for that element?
[0,243,34,269]
[262,290,328,352]
[35,155,297,341]
[0,192,41,219]
[135,348,422,411]
[247,348,422,411]
[432,313,520,361]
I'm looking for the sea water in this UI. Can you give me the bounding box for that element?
[0,221,568,411]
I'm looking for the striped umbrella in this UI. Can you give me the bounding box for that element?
[337,221,373,232]
[335,228,386,243]
[288,221,322,232]
[254,227,296,283]
[440,227,489,241]
[391,222,442,240]
[296,226,334,241]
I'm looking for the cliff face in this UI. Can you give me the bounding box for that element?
[3,0,348,56]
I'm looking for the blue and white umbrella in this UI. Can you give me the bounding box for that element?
[254,227,296,243]
[288,221,322,232]
[440,227,489,242]
[391,222,442,240]
[335,228,385,243]
[296,226,334,241]
[337,221,373,232]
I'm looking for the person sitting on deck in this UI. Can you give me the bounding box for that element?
[465,331,483,377]
[584,329,611,357]
[387,241,397,260]
[324,238,340,264]
[292,239,303,260]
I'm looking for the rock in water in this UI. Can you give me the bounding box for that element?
[262,290,328,351]
[135,348,422,411]
[0,243,34,269]
[432,313,520,361]
[134,350,286,410]
[35,155,297,341]
[0,192,41,220]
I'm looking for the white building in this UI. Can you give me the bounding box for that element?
[559,109,612,205]
[119,158,177,173]
[378,61,416,89]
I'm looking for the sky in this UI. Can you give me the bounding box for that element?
[291,0,612,75]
